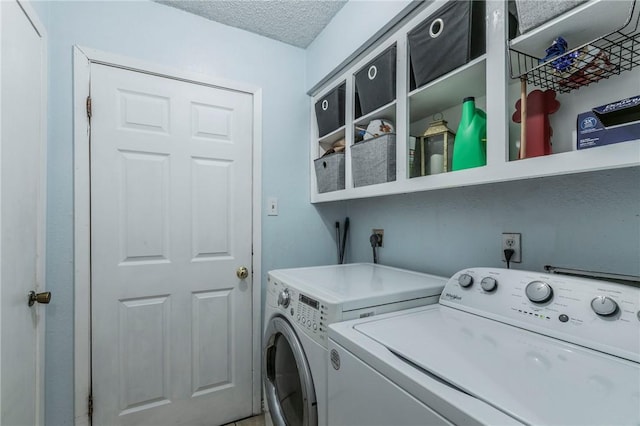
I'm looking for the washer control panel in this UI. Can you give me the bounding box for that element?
[440,268,640,362]
[267,275,336,347]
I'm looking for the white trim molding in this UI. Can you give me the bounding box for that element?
[72,46,263,424]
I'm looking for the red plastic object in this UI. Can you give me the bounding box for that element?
[513,89,560,159]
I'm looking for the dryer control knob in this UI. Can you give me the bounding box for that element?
[480,277,498,292]
[525,281,553,303]
[591,296,618,317]
[458,273,474,288]
[277,289,290,308]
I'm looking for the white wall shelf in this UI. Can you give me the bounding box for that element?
[409,56,487,122]
[318,126,346,152]
[309,0,640,204]
[509,0,634,57]
[508,0,639,93]
[354,101,397,127]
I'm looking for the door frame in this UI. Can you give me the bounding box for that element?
[72,46,263,426]
[0,1,48,424]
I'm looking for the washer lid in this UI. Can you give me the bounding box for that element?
[354,307,640,426]
[269,263,446,311]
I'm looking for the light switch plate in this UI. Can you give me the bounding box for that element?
[267,197,278,216]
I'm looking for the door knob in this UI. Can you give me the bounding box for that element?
[236,266,249,280]
[28,291,51,307]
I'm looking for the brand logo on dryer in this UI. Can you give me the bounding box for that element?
[444,293,462,301]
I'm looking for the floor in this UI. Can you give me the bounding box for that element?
[223,413,265,426]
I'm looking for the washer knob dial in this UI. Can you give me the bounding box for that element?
[458,273,474,288]
[480,277,498,292]
[277,288,290,308]
[525,281,553,303]
[591,296,618,317]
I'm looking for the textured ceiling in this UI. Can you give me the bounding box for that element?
[154,0,348,48]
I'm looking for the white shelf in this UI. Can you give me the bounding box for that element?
[510,0,633,57]
[318,126,345,148]
[309,0,639,204]
[354,101,397,126]
[312,140,640,202]
[409,56,486,122]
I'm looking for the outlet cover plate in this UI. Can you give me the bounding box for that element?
[372,229,384,247]
[502,232,521,263]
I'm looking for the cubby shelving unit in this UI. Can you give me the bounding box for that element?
[309,0,640,203]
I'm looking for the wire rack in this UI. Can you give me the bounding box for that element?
[509,0,640,93]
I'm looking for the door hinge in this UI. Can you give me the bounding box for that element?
[88,393,93,420]
[86,96,92,119]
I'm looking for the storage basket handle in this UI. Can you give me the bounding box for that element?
[321,99,329,111]
[429,18,444,38]
[368,65,378,80]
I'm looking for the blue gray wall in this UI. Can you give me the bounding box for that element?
[339,168,640,277]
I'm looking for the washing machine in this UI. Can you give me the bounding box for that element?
[262,263,447,426]
[328,267,640,425]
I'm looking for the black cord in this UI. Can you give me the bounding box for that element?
[340,217,349,264]
[370,234,381,264]
[504,248,515,269]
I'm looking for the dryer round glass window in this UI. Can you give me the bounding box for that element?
[264,317,317,426]
[274,335,303,423]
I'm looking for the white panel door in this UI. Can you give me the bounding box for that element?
[90,63,254,426]
[0,1,47,425]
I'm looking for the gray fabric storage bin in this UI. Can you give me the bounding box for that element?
[515,0,587,34]
[354,45,397,118]
[314,153,345,193]
[315,83,346,137]
[408,0,485,90]
[351,134,396,187]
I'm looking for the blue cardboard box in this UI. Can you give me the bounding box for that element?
[577,95,640,150]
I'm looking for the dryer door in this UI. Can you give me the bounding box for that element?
[264,317,317,426]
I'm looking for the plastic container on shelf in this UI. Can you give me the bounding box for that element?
[408,0,485,90]
[315,83,346,137]
[452,97,487,171]
[354,45,397,118]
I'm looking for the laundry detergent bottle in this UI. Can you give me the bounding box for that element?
[452,97,487,171]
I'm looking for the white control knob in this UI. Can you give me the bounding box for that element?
[525,281,553,303]
[591,296,618,316]
[480,277,498,292]
[277,289,290,308]
[458,273,474,288]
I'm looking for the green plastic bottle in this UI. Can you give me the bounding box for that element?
[452,97,487,171]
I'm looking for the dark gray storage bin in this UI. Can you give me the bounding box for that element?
[408,0,485,90]
[315,83,346,137]
[355,45,397,118]
[351,134,396,187]
[314,153,345,193]
[515,0,587,34]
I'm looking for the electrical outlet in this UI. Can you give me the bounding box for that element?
[502,233,521,263]
[372,229,384,247]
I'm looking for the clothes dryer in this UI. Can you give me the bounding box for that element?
[328,268,640,425]
[263,263,446,426]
